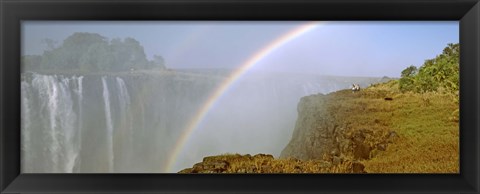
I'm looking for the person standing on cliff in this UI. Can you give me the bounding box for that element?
[352,84,360,93]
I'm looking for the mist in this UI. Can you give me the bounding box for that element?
[20,21,458,173]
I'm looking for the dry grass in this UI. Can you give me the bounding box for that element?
[360,82,459,173]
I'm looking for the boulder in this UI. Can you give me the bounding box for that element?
[352,162,366,173]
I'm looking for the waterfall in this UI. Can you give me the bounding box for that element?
[22,73,83,173]
[32,75,61,172]
[102,77,114,172]
[115,77,133,168]
[58,77,76,173]
[116,77,131,106]
[20,80,32,172]
[73,76,83,172]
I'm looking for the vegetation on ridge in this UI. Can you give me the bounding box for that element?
[399,43,459,94]
[22,32,166,73]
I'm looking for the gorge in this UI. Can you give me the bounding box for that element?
[21,70,386,173]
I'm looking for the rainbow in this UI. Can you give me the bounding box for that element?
[164,21,321,172]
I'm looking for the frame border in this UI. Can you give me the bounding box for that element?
[1,0,479,193]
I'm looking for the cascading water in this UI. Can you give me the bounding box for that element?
[114,77,133,170]
[102,77,114,172]
[73,76,83,172]
[22,74,83,173]
[20,80,32,173]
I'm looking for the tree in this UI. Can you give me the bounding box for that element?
[150,55,166,70]
[398,43,459,93]
[37,32,108,71]
[24,32,168,73]
[21,55,42,72]
[41,38,58,51]
[401,65,417,78]
[399,65,417,92]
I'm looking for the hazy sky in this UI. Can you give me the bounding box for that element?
[22,21,458,77]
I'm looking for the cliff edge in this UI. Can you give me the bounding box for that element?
[280,81,459,173]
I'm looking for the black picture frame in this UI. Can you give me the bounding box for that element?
[1,0,479,193]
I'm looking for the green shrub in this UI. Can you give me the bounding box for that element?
[399,43,459,94]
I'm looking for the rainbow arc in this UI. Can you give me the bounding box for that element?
[164,21,322,172]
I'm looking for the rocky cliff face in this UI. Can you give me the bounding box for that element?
[280,93,338,160]
[280,89,399,168]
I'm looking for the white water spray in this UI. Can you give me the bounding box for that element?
[102,77,114,172]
